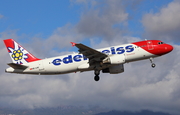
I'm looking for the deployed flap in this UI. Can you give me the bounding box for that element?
[74,43,107,64]
[7,63,28,69]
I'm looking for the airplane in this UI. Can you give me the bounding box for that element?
[3,39,173,81]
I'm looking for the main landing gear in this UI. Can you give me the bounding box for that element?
[150,57,156,68]
[94,70,100,81]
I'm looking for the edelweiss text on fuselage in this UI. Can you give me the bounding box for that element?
[52,45,134,65]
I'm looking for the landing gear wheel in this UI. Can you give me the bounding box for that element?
[150,57,156,68]
[94,75,100,81]
[151,63,156,68]
[94,69,100,81]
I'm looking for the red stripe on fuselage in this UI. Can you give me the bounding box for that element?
[132,40,173,56]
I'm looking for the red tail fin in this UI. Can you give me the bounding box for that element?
[3,39,41,64]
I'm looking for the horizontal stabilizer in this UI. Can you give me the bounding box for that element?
[7,63,28,69]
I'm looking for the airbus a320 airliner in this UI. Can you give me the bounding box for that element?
[3,39,173,81]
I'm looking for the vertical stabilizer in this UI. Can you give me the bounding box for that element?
[3,39,41,64]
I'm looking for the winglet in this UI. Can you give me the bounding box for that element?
[70,42,76,47]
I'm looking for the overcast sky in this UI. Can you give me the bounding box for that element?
[0,0,180,114]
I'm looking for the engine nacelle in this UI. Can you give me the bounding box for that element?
[102,54,125,64]
[102,64,124,74]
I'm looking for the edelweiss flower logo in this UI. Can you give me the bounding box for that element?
[8,42,28,64]
[12,50,23,61]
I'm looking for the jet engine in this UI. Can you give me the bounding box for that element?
[102,64,124,74]
[102,54,125,64]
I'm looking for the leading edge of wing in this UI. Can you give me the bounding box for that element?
[72,43,107,63]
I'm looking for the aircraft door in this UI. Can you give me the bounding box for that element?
[147,41,154,50]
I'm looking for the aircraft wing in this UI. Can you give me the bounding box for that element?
[7,63,28,69]
[74,43,107,64]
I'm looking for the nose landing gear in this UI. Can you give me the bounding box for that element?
[151,63,156,68]
[94,70,100,81]
[150,57,156,68]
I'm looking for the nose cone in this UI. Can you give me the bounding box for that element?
[165,44,173,53]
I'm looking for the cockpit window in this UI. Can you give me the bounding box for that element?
[158,42,164,45]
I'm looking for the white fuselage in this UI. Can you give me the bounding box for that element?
[6,43,156,74]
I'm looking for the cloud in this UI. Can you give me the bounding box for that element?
[0,14,4,19]
[71,0,93,4]
[44,24,84,50]
[76,0,129,39]
[142,1,180,43]
[0,30,19,40]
